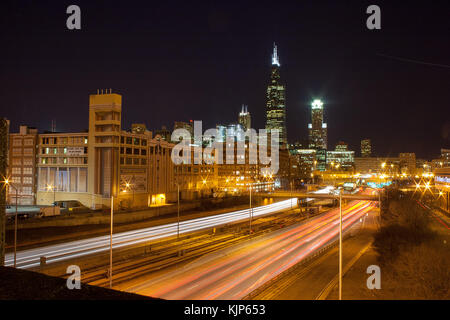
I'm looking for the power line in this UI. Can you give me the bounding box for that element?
[377,53,450,69]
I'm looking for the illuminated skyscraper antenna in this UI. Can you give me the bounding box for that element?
[272,43,280,67]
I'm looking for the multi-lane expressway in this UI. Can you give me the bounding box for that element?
[121,199,375,299]
[5,199,297,269]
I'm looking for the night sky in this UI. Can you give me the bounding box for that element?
[1,0,449,159]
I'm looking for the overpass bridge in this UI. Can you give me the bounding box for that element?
[258,191,379,201]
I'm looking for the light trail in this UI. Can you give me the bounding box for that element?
[127,200,375,300]
[5,199,297,269]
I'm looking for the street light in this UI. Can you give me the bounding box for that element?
[178,183,181,238]
[249,182,253,234]
[3,179,18,268]
[338,188,343,300]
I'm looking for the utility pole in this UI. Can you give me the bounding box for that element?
[249,183,252,234]
[339,189,343,300]
[177,183,180,239]
[0,118,9,266]
[109,196,113,289]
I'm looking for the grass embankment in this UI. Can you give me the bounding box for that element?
[372,189,450,299]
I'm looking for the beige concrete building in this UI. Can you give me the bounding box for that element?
[35,91,178,209]
[36,132,89,206]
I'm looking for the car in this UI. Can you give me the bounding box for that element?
[53,200,90,213]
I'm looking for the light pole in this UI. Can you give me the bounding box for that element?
[249,182,253,234]
[339,188,343,300]
[109,195,113,289]
[176,182,180,239]
[290,180,293,209]
[4,179,18,268]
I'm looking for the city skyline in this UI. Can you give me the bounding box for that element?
[1,1,449,159]
[1,1,450,304]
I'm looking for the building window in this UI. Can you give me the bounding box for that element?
[126,137,132,145]
[120,136,124,144]
[141,140,147,146]
[23,168,32,175]
[141,159,147,165]
[120,157,124,165]
[11,167,21,175]
[63,147,67,154]
[84,137,88,144]
[126,148,132,155]
[134,138,140,145]
[120,147,124,154]
[133,158,139,165]
[53,148,57,154]
[133,149,139,155]
[141,149,147,156]
[126,158,132,165]
[23,177,33,184]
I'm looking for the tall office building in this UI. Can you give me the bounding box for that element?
[399,153,416,175]
[308,99,327,150]
[361,139,371,157]
[238,105,251,131]
[265,43,287,147]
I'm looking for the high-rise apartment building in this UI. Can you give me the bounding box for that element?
[265,43,287,147]
[361,139,372,157]
[308,99,327,150]
[399,153,416,175]
[8,126,38,205]
[238,105,251,131]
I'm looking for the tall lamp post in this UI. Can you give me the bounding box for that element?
[176,182,180,239]
[109,195,113,289]
[338,188,343,300]
[4,179,18,267]
[249,182,253,234]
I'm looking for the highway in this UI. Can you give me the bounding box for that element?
[123,199,375,299]
[5,199,297,269]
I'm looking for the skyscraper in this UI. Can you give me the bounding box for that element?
[265,43,287,147]
[308,99,327,150]
[361,139,371,157]
[238,104,251,131]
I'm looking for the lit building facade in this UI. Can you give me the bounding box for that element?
[265,43,287,147]
[8,126,38,205]
[399,153,416,175]
[308,99,327,150]
[326,150,355,171]
[34,91,178,209]
[289,148,317,180]
[37,132,89,205]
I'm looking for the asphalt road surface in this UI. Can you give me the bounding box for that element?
[5,199,296,269]
[123,200,375,299]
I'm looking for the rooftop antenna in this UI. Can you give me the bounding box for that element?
[51,120,56,132]
[272,42,280,67]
